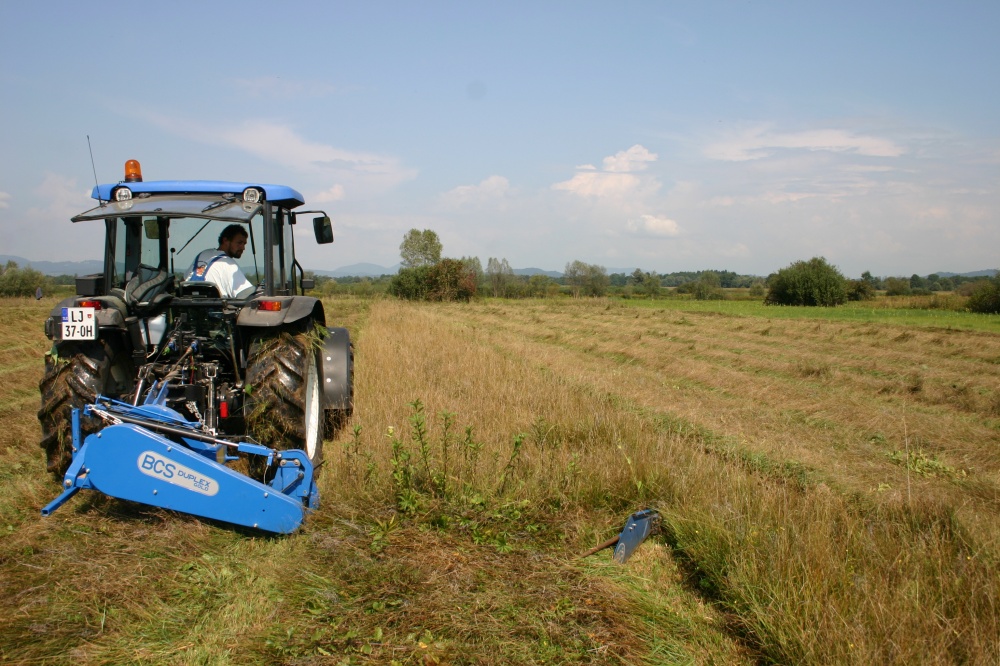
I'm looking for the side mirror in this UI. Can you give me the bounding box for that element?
[301,278,315,290]
[313,216,334,244]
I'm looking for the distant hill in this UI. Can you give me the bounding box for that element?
[312,263,400,278]
[934,269,998,278]
[514,267,563,278]
[317,264,564,278]
[0,254,103,276]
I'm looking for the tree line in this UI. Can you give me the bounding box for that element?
[304,229,1000,314]
[8,226,995,314]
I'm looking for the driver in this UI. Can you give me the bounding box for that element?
[185,224,252,298]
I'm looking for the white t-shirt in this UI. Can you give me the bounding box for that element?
[186,249,251,298]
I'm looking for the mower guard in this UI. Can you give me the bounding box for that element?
[42,399,318,534]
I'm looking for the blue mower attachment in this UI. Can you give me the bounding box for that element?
[41,385,319,535]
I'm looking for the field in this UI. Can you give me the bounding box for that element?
[2,296,999,664]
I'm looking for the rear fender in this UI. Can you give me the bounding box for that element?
[236,296,325,329]
[320,327,352,410]
[45,296,128,340]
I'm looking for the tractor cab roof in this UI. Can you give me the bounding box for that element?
[90,180,306,209]
[72,193,263,223]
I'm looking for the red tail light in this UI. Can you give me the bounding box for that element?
[78,300,103,309]
[258,300,282,312]
[219,401,229,419]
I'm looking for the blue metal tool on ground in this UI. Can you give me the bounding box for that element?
[580,509,662,563]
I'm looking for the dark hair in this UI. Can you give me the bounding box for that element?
[218,224,248,245]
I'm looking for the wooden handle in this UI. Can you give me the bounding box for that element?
[579,535,620,559]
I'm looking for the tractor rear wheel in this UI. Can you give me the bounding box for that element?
[38,340,133,479]
[245,330,323,468]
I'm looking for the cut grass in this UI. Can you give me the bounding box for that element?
[2,296,999,664]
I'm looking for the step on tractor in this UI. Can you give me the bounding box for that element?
[38,160,353,533]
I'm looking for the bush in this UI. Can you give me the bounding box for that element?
[693,271,725,300]
[846,279,876,301]
[764,257,847,307]
[426,259,477,302]
[884,277,911,296]
[957,280,988,297]
[388,260,477,302]
[564,261,609,297]
[966,277,1000,314]
[387,265,432,300]
[0,261,49,298]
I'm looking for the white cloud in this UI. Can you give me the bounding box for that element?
[136,110,417,195]
[26,173,91,221]
[717,243,751,258]
[603,144,658,172]
[554,171,644,199]
[9,173,104,261]
[231,76,341,98]
[705,125,903,162]
[553,144,661,200]
[217,120,415,185]
[441,175,510,207]
[0,192,10,209]
[313,184,346,203]
[626,214,681,237]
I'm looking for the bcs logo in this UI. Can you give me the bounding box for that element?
[137,451,219,496]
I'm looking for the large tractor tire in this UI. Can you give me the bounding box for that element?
[38,340,133,479]
[245,330,323,468]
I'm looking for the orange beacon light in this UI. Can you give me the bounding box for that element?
[124,160,143,183]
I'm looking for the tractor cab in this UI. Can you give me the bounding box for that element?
[71,160,333,303]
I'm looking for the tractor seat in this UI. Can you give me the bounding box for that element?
[178,281,222,298]
[111,265,174,316]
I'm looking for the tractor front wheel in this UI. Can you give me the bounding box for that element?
[245,330,323,467]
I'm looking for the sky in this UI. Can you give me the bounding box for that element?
[1,1,998,278]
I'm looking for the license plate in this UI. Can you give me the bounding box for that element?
[61,307,97,340]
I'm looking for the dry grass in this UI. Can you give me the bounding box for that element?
[3,295,999,664]
[333,299,1000,663]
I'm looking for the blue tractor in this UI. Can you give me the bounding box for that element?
[37,160,353,533]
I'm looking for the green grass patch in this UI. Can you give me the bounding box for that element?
[625,298,1000,332]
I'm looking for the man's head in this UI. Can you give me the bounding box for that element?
[218,224,249,259]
